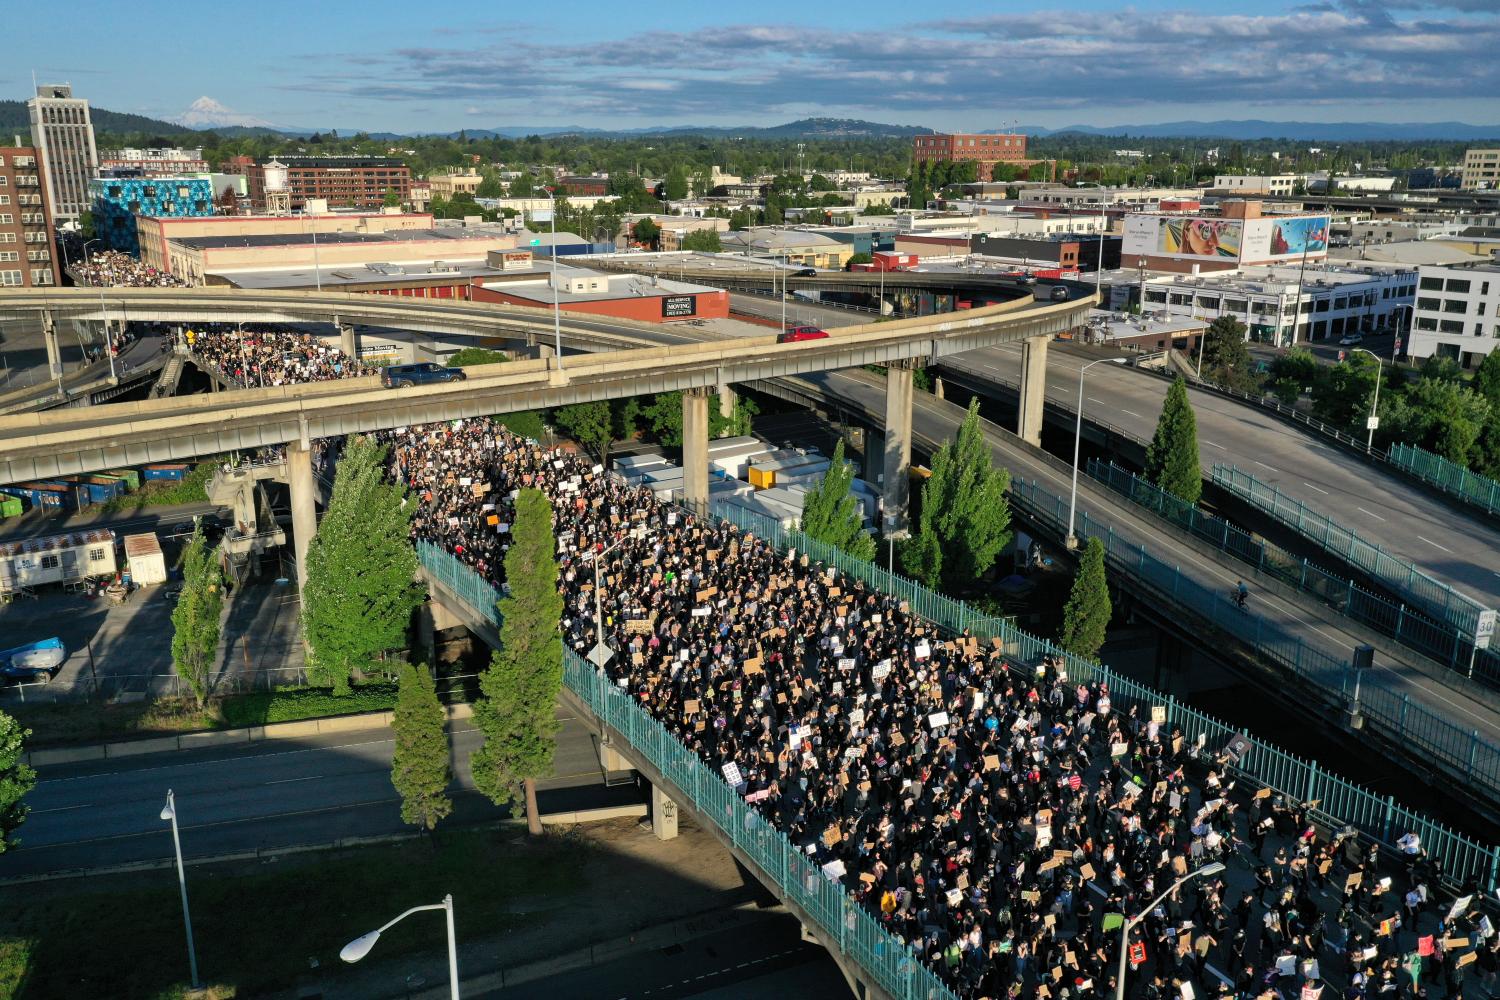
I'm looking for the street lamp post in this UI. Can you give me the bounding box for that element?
[1094,197,1109,306]
[341,894,460,1000]
[546,187,563,369]
[1067,358,1126,547]
[160,790,202,991]
[1114,862,1224,1000]
[1352,347,1383,452]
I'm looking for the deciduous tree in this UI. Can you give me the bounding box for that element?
[302,436,425,694]
[0,711,36,852]
[391,662,453,833]
[679,229,723,253]
[555,401,614,462]
[470,488,564,836]
[800,440,876,562]
[1059,537,1111,660]
[170,528,223,706]
[1144,378,1203,505]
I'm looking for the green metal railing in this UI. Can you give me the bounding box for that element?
[1090,460,1500,688]
[416,519,1500,952]
[1389,442,1500,519]
[1006,476,1500,810]
[1211,463,1492,640]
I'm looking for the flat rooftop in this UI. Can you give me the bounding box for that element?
[214,258,508,290]
[481,268,720,305]
[171,229,509,251]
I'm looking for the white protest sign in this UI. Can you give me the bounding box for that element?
[928,711,950,730]
[722,762,744,786]
[872,660,893,681]
[914,641,931,660]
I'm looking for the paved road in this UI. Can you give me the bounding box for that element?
[775,365,1500,767]
[942,339,1500,612]
[483,914,843,1000]
[0,329,168,409]
[727,291,874,332]
[4,705,634,879]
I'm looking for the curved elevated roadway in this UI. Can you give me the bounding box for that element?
[0,290,1086,483]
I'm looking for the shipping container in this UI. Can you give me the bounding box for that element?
[92,473,134,494]
[0,483,71,510]
[104,469,141,491]
[750,454,831,491]
[0,496,23,519]
[0,528,117,594]
[707,435,771,479]
[745,449,809,489]
[123,533,168,586]
[141,463,192,482]
[58,476,126,504]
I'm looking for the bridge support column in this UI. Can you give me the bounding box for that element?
[42,310,63,382]
[717,381,735,434]
[932,375,944,400]
[1018,333,1049,448]
[338,322,358,360]
[288,439,317,591]
[682,387,710,513]
[598,738,632,774]
[650,783,679,841]
[882,360,916,534]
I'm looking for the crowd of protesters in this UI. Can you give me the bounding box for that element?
[186,326,373,388]
[379,416,1500,1000]
[73,250,186,288]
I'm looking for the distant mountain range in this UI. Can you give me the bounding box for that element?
[1007,119,1500,141]
[3,100,1497,143]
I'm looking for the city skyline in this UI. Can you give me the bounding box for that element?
[6,0,1498,134]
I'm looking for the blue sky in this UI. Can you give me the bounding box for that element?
[6,0,1498,132]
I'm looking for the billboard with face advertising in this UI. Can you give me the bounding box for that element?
[1122,214,1243,261]
[1242,216,1330,262]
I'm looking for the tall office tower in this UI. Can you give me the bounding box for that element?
[27,84,99,224]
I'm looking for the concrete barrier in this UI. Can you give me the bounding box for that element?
[104,736,182,758]
[178,729,254,750]
[26,745,108,767]
[538,803,648,826]
[255,719,322,740]
[315,711,393,733]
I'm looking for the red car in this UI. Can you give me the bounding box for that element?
[777,326,828,344]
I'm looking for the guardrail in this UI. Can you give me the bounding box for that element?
[1090,460,1500,688]
[416,520,1500,906]
[1007,476,1500,808]
[1211,464,1492,642]
[1389,442,1500,519]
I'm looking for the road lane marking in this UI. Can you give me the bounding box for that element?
[1120,409,1141,418]
[1356,507,1386,521]
[1302,482,1329,495]
[1255,461,1279,473]
[1202,440,1226,449]
[1417,535,1452,553]
[1088,396,1104,404]
[32,803,91,814]
[265,775,323,785]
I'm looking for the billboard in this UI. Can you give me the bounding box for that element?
[1122,214,1243,261]
[1242,216,1330,262]
[662,295,697,318]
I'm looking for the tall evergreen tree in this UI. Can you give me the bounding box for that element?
[1198,317,1255,390]
[470,488,564,836]
[302,435,424,695]
[1144,378,1203,505]
[170,528,224,706]
[0,710,36,853]
[391,662,453,833]
[901,398,1013,592]
[1059,537,1111,660]
[800,440,876,562]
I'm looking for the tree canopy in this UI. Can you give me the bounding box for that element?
[1144,378,1202,505]
[800,440,876,562]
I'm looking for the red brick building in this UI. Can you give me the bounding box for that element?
[0,146,58,288]
[559,176,608,197]
[911,132,1046,181]
[244,156,411,211]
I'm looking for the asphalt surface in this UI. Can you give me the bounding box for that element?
[0,329,168,408]
[5,705,635,879]
[773,365,1500,760]
[484,913,844,1000]
[942,338,1500,611]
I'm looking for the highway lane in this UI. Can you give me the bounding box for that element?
[944,340,1500,611]
[0,330,167,409]
[5,705,632,879]
[779,366,1500,765]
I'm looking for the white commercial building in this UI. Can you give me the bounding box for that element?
[1408,263,1500,367]
[1141,263,1415,348]
[1022,186,1200,210]
[1212,175,1299,196]
[26,83,98,222]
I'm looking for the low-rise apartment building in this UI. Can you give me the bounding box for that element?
[0,146,57,287]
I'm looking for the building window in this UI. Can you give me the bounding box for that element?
[1443,299,1467,314]
[1446,278,1471,294]
[1315,299,1330,312]
[1440,320,1464,334]
[1417,297,1440,311]
[0,270,20,286]
[1334,297,1348,310]
[1419,276,1443,291]
[89,547,106,562]
[40,554,59,570]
